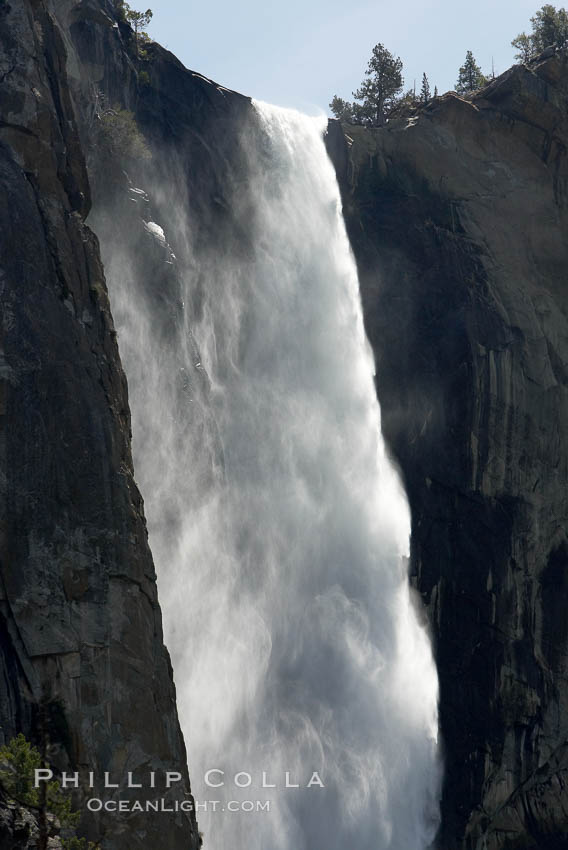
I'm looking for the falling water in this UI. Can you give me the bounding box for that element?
[101,102,440,849]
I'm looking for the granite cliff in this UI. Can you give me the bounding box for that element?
[1,0,568,848]
[0,1,205,847]
[327,51,568,850]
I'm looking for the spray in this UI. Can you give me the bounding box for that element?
[100,101,440,849]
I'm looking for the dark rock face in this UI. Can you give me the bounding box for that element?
[328,53,568,850]
[5,0,568,847]
[0,1,200,847]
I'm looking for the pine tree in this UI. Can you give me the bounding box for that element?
[0,734,41,805]
[0,735,99,850]
[512,5,568,61]
[114,2,153,59]
[126,6,153,41]
[434,85,439,97]
[351,102,373,125]
[511,32,535,62]
[455,51,486,94]
[329,96,355,123]
[352,43,404,126]
[531,3,568,49]
[420,73,431,103]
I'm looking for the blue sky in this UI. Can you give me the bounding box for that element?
[147,0,541,113]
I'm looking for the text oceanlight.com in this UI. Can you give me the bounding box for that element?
[86,799,272,813]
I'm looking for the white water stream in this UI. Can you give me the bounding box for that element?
[105,102,440,849]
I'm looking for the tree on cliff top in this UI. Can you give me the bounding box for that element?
[329,95,355,123]
[125,6,153,40]
[329,44,403,126]
[455,50,486,94]
[512,5,568,61]
[114,1,153,59]
[352,43,404,125]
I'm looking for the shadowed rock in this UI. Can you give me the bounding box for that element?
[327,50,568,850]
[0,1,200,847]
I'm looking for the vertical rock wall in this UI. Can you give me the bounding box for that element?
[328,53,568,850]
[0,2,200,847]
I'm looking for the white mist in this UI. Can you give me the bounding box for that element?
[104,102,440,849]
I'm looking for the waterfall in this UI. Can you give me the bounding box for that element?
[101,102,440,849]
